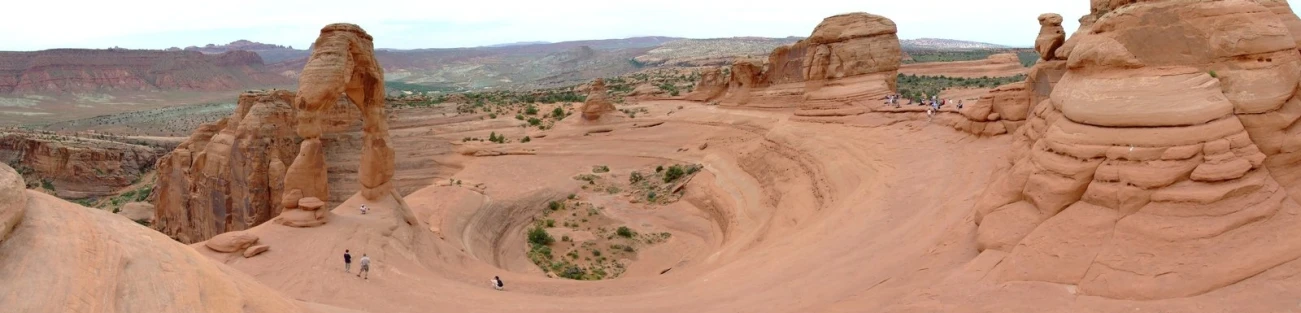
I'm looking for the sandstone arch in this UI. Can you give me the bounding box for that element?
[278,23,394,227]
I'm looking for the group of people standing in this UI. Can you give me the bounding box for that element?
[342,249,506,291]
[885,94,964,118]
[343,249,371,279]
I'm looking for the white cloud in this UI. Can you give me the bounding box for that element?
[0,0,1169,50]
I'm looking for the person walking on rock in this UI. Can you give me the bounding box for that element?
[492,276,504,291]
[344,250,352,272]
[357,254,371,279]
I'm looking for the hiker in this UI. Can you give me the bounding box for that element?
[357,254,371,279]
[957,100,964,109]
[344,250,352,272]
[360,204,369,215]
[492,276,504,291]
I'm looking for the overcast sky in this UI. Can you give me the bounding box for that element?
[0,0,1201,51]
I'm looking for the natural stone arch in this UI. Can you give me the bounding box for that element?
[278,23,394,227]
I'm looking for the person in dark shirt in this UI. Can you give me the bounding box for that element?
[344,250,352,273]
[492,276,504,291]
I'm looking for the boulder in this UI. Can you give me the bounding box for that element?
[117,202,154,223]
[0,163,26,243]
[298,197,325,211]
[243,244,270,258]
[205,230,260,253]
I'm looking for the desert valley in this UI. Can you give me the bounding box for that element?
[6,0,1301,312]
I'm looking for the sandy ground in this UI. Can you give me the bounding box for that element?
[190,98,1032,312]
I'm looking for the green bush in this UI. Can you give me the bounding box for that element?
[521,136,531,143]
[655,165,664,173]
[629,171,643,183]
[528,226,555,246]
[549,200,564,211]
[593,165,610,173]
[663,165,685,182]
[617,226,635,238]
[525,105,539,115]
[1209,70,1219,78]
[528,118,542,126]
[552,107,565,118]
[545,219,556,227]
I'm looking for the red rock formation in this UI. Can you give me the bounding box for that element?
[974,0,1301,300]
[277,23,394,227]
[1035,14,1066,60]
[797,13,902,117]
[0,49,291,94]
[685,67,727,102]
[690,13,901,118]
[580,78,617,120]
[153,90,299,243]
[0,131,163,199]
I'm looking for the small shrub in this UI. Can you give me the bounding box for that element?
[521,136,531,143]
[41,179,54,191]
[629,171,643,183]
[616,226,635,238]
[528,118,542,126]
[606,186,620,194]
[562,235,571,242]
[592,250,601,257]
[489,113,498,119]
[655,165,664,173]
[593,165,610,173]
[525,105,539,115]
[1209,70,1219,78]
[623,245,635,253]
[549,200,564,211]
[663,165,685,182]
[648,192,657,201]
[545,219,556,227]
[515,114,525,120]
[551,107,565,118]
[568,193,576,200]
[528,227,555,246]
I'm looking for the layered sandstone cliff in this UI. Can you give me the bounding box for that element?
[0,131,163,198]
[153,90,300,243]
[973,0,1301,300]
[0,49,292,94]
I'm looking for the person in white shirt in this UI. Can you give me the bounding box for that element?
[357,254,371,279]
